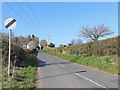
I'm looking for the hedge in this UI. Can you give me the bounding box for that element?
[44,36,119,57]
[2,39,29,67]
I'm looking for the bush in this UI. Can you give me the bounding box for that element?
[43,36,119,57]
[2,39,27,67]
[56,47,67,53]
[48,43,55,47]
[67,36,119,56]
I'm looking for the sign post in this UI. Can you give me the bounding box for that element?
[4,17,16,77]
[8,29,11,76]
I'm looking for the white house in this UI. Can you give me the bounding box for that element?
[20,42,29,49]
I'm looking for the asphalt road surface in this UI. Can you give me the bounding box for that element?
[37,50,118,89]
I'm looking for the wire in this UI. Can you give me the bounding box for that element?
[25,0,43,29]
[5,1,35,30]
[15,0,44,33]
[25,0,48,39]
[15,0,29,17]
[5,0,47,40]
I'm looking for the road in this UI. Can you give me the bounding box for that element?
[37,50,118,89]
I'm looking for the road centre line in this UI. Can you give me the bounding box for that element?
[49,58,53,61]
[58,64,65,68]
[75,73,108,89]
[49,58,65,68]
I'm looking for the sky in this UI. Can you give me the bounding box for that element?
[2,2,118,47]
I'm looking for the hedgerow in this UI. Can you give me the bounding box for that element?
[44,36,119,57]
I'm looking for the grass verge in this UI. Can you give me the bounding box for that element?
[2,50,38,88]
[43,50,118,75]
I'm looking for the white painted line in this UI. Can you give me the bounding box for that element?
[75,73,108,89]
[59,64,65,68]
[48,57,65,68]
[49,58,53,61]
[49,58,65,68]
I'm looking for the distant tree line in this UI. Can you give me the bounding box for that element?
[40,39,55,49]
[13,34,39,45]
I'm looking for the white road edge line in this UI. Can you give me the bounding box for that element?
[59,64,65,68]
[75,73,108,89]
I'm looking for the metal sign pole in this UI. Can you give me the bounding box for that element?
[4,17,16,77]
[8,29,11,77]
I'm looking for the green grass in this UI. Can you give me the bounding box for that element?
[2,50,38,88]
[43,50,118,75]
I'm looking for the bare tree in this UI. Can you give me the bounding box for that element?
[70,39,83,45]
[71,39,76,45]
[78,24,113,42]
[59,44,64,47]
[76,39,83,44]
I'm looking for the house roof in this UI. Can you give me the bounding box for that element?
[21,42,29,45]
[27,41,35,46]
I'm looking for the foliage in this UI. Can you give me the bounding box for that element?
[26,35,32,42]
[2,37,25,67]
[57,47,67,53]
[45,36,118,57]
[12,34,39,45]
[2,66,37,88]
[68,43,72,46]
[69,36,118,56]
[43,50,118,75]
[40,39,47,48]
[2,50,38,88]
[44,47,66,54]
[48,43,55,47]
[2,32,38,88]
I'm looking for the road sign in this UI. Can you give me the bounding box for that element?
[4,17,16,30]
[4,17,16,77]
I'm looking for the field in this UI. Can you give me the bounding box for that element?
[2,50,38,88]
[43,50,118,75]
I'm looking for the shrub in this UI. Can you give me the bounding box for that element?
[43,36,119,57]
[2,39,26,67]
[68,36,119,56]
[48,43,55,47]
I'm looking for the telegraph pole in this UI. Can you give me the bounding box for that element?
[47,34,50,44]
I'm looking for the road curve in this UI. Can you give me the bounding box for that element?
[37,50,118,89]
